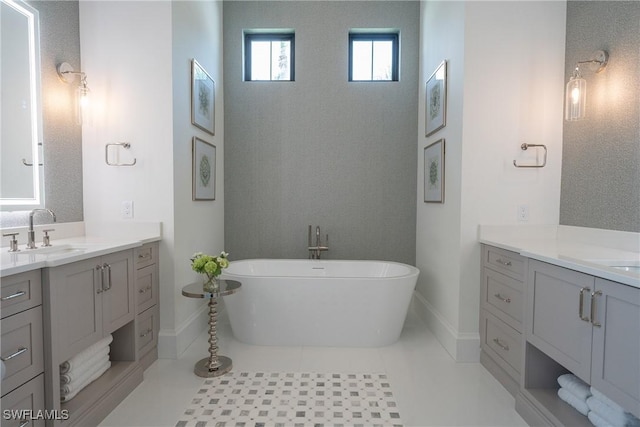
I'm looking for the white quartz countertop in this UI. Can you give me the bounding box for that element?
[479,225,640,289]
[0,221,161,277]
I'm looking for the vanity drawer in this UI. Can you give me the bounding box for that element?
[1,270,42,319]
[1,307,44,396]
[481,311,522,379]
[135,243,157,269]
[0,374,45,426]
[137,306,158,356]
[482,268,523,331]
[483,245,525,281]
[136,264,157,314]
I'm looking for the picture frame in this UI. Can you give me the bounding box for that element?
[191,59,215,135]
[425,60,447,137]
[424,139,445,203]
[192,136,216,201]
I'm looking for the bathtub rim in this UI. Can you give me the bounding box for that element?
[221,258,420,280]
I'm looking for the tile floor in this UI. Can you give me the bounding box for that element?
[99,308,527,426]
[176,372,403,426]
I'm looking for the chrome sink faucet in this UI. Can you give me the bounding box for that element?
[27,208,56,249]
[308,225,329,259]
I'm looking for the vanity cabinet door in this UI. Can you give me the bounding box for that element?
[526,260,594,383]
[591,278,640,418]
[101,250,135,334]
[46,250,134,362]
[48,258,103,362]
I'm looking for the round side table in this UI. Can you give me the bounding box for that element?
[181,279,241,377]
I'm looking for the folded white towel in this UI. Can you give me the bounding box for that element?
[60,347,111,377]
[60,360,111,402]
[558,373,592,402]
[60,358,110,396]
[589,410,613,427]
[60,334,112,374]
[558,387,590,416]
[587,396,640,427]
[591,388,628,416]
[60,350,110,386]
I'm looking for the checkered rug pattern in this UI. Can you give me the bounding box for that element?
[175,371,403,427]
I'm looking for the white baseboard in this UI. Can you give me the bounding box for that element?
[411,291,480,362]
[158,303,208,359]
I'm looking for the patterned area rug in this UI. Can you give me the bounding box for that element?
[175,371,403,427]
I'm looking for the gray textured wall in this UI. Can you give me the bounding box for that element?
[223,1,419,264]
[1,1,83,227]
[560,1,640,232]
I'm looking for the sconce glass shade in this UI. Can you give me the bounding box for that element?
[565,73,586,121]
[57,62,91,126]
[75,80,90,125]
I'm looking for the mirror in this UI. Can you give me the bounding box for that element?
[1,0,44,209]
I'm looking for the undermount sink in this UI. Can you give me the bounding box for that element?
[13,243,89,256]
[582,258,640,275]
[611,265,640,273]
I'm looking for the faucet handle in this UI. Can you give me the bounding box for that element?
[42,229,55,247]
[3,233,20,252]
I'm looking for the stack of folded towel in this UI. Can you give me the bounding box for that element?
[59,335,113,402]
[587,387,640,427]
[557,373,592,416]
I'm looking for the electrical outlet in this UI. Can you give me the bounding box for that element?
[121,200,133,219]
[518,205,529,222]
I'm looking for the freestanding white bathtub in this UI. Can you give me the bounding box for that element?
[220,259,419,347]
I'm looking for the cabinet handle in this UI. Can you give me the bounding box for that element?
[591,290,602,327]
[103,263,112,291]
[139,286,152,294]
[139,328,153,338]
[494,293,511,303]
[138,253,151,260]
[578,287,591,322]
[1,290,26,301]
[18,421,30,427]
[1,346,28,361]
[492,338,509,351]
[96,265,105,293]
[495,258,512,266]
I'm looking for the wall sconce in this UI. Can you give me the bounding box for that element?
[565,50,609,121]
[56,62,90,125]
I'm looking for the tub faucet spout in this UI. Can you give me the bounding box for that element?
[308,225,329,259]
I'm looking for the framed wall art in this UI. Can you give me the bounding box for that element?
[424,139,445,203]
[191,59,215,135]
[192,136,216,201]
[425,60,447,137]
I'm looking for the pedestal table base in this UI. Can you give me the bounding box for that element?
[194,355,233,378]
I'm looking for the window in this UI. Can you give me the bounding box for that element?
[244,33,295,81]
[349,33,399,82]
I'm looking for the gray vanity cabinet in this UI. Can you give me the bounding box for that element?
[526,259,594,382]
[1,270,45,427]
[134,242,160,370]
[590,278,640,417]
[525,260,640,419]
[479,245,526,396]
[45,250,135,363]
[43,249,140,426]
